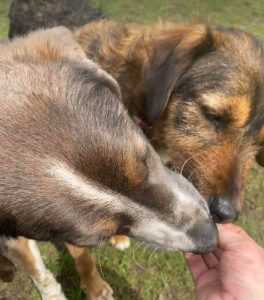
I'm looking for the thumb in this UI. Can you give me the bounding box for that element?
[217,224,252,250]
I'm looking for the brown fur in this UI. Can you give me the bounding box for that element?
[66,244,113,300]
[74,20,264,217]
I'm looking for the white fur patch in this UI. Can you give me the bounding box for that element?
[130,219,195,251]
[27,240,67,300]
[109,236,131,251]
[49,161,124,211]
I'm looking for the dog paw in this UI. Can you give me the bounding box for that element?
[96,287,114,300]
[109,235,130,251]
[33,270,67,300]
[86,283,114,300]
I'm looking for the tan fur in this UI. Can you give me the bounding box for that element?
[66,244,113,300]
[7,238,39,278]
[201,94,251,128]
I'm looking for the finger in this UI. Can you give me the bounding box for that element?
[202,252,219,269]
[217,224,252,250]
[213,246,223,260]
[219,223,250,238]
[184,253,208,282]
[195,268,219,290]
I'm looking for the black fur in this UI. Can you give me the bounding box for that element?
[9,0,103,38]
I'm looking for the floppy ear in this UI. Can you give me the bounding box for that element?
[21,26,88,62]
[41,27,121,98]
[143,24,214,124]
[16,26,121,98]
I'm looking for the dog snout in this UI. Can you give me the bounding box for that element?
[209,196,239,223]
[187,220,218,254]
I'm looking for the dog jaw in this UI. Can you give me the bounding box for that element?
[47,156,217,253]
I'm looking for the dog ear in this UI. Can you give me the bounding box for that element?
[39,27,121,98]
[13,27,121,98]
[143,24,215,124]
[8,26,88,65]
[20,26,88,62]
[42,27,121,98]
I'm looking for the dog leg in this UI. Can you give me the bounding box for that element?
[0,253,16,282]
[5,238,66,300]
[109,235,130,251]
[66,244,114,300]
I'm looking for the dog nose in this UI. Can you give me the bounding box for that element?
[209,196,238,223]
[187,220,218,254]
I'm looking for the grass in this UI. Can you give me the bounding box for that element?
[0,0,9,37]
[0,0,264,299]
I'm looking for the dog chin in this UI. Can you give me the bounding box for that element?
[129,233,195,252]
[129,219,218,253]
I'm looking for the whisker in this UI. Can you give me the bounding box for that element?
[142,244,149,257]
[132,241,146,270]
[187,170,195,181]
[180,153,201,177]
[148,247,158,266]
[98,238,105,280]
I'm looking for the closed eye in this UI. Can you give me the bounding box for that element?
[200,105,226,129]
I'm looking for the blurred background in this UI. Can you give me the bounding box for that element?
[0,1,263,299]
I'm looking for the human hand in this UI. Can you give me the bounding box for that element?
[184,224,264,300]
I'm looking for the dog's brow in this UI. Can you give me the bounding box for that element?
[201,93,250,127]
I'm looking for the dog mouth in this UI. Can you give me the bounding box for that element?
[129,218,218,254]
[133,239,190,251]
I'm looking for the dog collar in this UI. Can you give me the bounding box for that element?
[133,116,152,137]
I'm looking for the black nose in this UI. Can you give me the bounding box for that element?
[209,196,238,223]
[188,220,219,254]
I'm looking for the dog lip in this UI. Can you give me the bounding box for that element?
[212,214,238,224]
[129,234,203,252]
[129,237,184,251]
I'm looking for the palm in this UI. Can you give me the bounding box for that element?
[185,224,264,300]
[185,249,241,300]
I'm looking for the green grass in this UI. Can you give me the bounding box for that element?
[0,0,9,38]
[91,0,264,39]
[0,1,264,299]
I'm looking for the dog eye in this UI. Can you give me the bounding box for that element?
[200,105,223,129]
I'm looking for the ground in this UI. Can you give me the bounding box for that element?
[0,0,263,299]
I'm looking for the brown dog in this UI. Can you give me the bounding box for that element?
[0,26,217,299]
[73,20,264,219]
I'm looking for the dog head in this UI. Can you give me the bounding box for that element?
[0,27,217,253]
[142,23,264,223]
